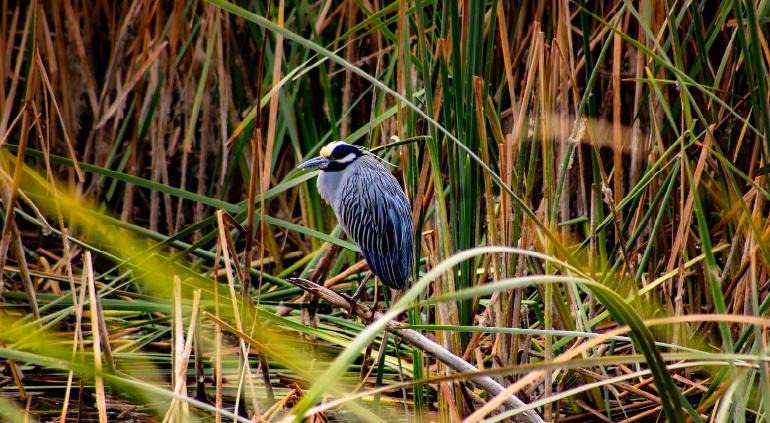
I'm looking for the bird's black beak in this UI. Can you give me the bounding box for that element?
[298,156,330,170]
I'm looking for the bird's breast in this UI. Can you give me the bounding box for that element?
[316,170,345,209]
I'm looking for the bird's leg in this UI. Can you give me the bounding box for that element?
[351,272,371,303]
[345,271,373,318]
[366,280,382,326]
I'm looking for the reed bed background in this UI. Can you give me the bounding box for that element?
[1,0,769,421]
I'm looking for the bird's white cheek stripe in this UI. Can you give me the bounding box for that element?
[338,153,357,163]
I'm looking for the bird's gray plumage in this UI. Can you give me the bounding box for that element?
[299,142,413,290]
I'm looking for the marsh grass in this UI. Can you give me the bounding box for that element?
[1,0,769,421]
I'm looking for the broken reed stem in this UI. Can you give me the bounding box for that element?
[285,277,544,423]
[84,251,108,423]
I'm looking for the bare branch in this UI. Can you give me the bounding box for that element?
[285,277,544,423]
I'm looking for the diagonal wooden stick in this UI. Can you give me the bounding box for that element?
[285,277,544,423]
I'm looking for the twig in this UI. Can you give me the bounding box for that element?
[285,277,544,423]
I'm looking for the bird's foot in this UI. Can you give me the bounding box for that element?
[341,280,368,318]
[339,292,358,318]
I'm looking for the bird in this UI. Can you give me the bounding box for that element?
[298,140,413,291]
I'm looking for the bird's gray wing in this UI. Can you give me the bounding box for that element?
[338,163,412,288]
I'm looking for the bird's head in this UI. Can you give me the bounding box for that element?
[298,141,366,172]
